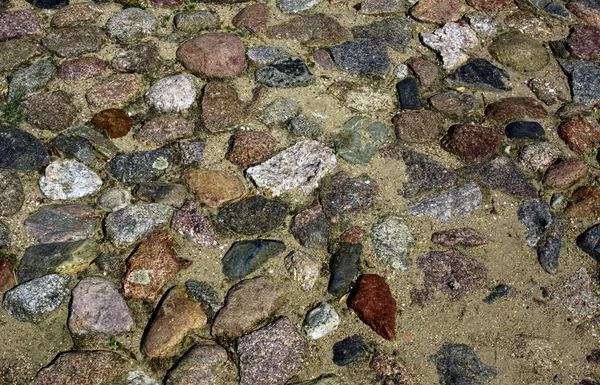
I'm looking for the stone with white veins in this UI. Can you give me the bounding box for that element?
[277,0,320,13]
[408,182,483,222]
[302,302,340,339]
[39,159,103,200]
[371,216,414,270]
[246,140,337,196]
[421,22,478,70]
[145,74,196,113]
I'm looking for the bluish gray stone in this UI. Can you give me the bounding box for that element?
[107,148,174,185]
[18,240,96,281]
[428,343,497,385]
[52,134,95,164]
[222,239,286,280]
[332,335,366,366]
[408,183,483,222]
[247,46,289,65]
[330,39,391,77]
[559,60,600,106]
[8,60,57,99]
[217,195,289,235]
[537,219,562,275]
[447,58,511,91]
[0,125,50,170]
[517,199,552,247]
[328,243,361,297]
[459,156,537,198]
[396,77,422,110]
[577,223,600,261]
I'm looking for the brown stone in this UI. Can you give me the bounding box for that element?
[566,186,600,218]
[232,3,270,34]
[86,73,145,110]
[122,231,188,300]
[410,0,468,23]
[201,82,248,133]
[409,58,438,87]
[485,97,547,121]
[171,201,218,248]
[212,277,284,340]
[429,91,481,118]
[543,161,588,191]
[226,131,277,167]
[186,170,244,208]
[568,1,600,28]
[467,0,514,12]
[177,33,245,78]
[267,13,352,47]
[348,274,396,340]
[431,228,488,247]
[24,91,77,132]
[0,257,15,294]
[290,205,329,249]
[558,120,600,154]
[568,25,600,61]
[340,226,365,244]
[393,110,440,143]
[441,124,500,161]
[50,3,103,28]
[91,108,133,138]
[60,57,106,81]
[136,114,195,148]
[142,288,207,358]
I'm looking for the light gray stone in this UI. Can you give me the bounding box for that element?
[39,159,103,200]
[302,302,340,339]
[371,216,414,270]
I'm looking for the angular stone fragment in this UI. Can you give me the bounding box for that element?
[222,239,286,279]
[371,216,414,270]
[0,10,42,40]
[429,344,497,385]
[0,170,24,217]
[19,240,96,279]
[447,59,511,91]
[0,258,15,294]
[34,351,129,385]
[226,131,276,167]
[537,219,562,275]
[201,81,250,132]
[408,183,483,222]
[137,114,194,148]
[421,23,477,70]
[86,74,145,110]
[25,204,96,244]
[332,335,366,366]
[334,116,390,164]
[303,302,339,339]
[328,243,362,297]
[518,199,552,247]
[8,60,57,99]
[106,8,158,42]
[577,223,600,261]
[559,60,600,106]
[432,228,488,247]
[0,39,42,73]
[397,149,455,199]
[171,202,217,248]
[105,204,175,247]
[460,157,537,198]
[348,274,396,340]
[256,56,313,88]
[320,173,379,222]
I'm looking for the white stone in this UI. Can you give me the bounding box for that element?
[421,22,478,69]
[145,74,196,112]
[393,63,409,79]
[277,0,321,13]
[39,159,103,200]
[302,302,340,339]
[284,251,321,291]
[467,12,497,35]
[97,188,131,212]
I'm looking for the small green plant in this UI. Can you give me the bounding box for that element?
[120,0,147,9]
[0,88,26,127]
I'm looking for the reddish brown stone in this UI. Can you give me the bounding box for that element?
[543,161,588,191]
[232,3,270,34]
[485,97,547,121]
[370,349,414,384]
[24,91,77,132]
[86,74,145,110]
[409,58,438,87]
[226,131,276,167]
[568,25,600,61]
[431,228,488,247]
[410,0,468,23]
[568,2,600,28]
[266,13,352,47]
[171,201,218,248]
[186,170,244,208]
[313,49,335,69]
[34,351,129,385]
[201,82,248,133]
[558,120,600,154]
[136,114,194,148]
[91,108,132,139]
[394,110,440,143]
[177,33,245,78]
[566,186,600,218]
[341,226,365,244]
[348,274,396,341]
[122,231,188,300]
[441,124,500,161]
[0,257,15,294]
[467,0,514,12]
[0,10,42,40]
[60,57,106,81]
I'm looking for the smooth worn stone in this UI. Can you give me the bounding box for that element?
[486,97,547,121]
[334,116,390,164]
[411,0,467,23]
[145,75,195,113]
[553,268,600,316]
[0,10,42,40]
[489,31,550,72]
[259,98,300,126]
[441,124,499,162]
[429,91,482,117]
[112,41,164,74]
[360,0,404,13]
[0,39,42,73]
[537,219,562,275]
[519,142,559,171]
[8,60,57,99]
[577,223,600,261]
[185,280,223,320]
[289,114,322,138]
[328,242,362,297]
[349,274,396,340]
[52,133,95,164]
[467,11,497,34]
[212,277,284,339]
[39,159,102,201]
[174,10,218,33]
[218,195,288,235]
[468,0,514,10]
[303,302,340,339]
[238,316,307,385]
[97,188,131,212]
[0,257,15,293]
[187,170,244,208]
[559,60,600,106]
[332,335,366,366]
[371,216,414,270]
[2,274,70,323]
[505,121,545,139]
[330,39,391,77]
[432,228,488,247]
[134,183,187,207]
[396,148,455,199]
[50,3,103,28]
[34,351,130,385]
[201,81,249,132]
[24,91,77,132]
[518,199,552,247]
[543,160,587,190]
[137,114,194,148]
[122,231,186,299]
[277,0,320,13]
[247,46,289,65]
[26,0,67,8]
[447,58,511,91]
[328,81,395,112]
[42,25,105,58]
[352,17,412,52]
[412,251,486,303]
[233,3,270,33]
[483,284,511,303]
[25,204,95,244]
[107,147,173,185]
[393,108,442,142]
[409,58,438,87]
[267,13,351,47]
[105,203,175,247]
[408,182,483,222]
[18,240,96,279]
[396,78,422,110]
[142,288,207,358]
[179,140,205,166]
[290,206,329,249]
[226,131,276,167]
[568,25,600,60]
[177,32,245,78]
[320,173,379,222]
[91,108,132,139]
[222,240,286,279]
[558,120,600,153]
[66,126,120,158]
[165,344,236,385]
[86,73,145,110]
[429,344,497,385]
[256,56,313,88]
[0,126,49,170]
[247,140,337,196]
[421,22,477,70]
[68,277,133,337]
[566,186,600,218]
[285,251,321,291]
[0,170,23,217]
[106,8,157,42]
[460,156,537,198]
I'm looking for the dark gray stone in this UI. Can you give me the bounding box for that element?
[559,60,600,106]
[399,149,456,199]
[52,134,95,164]
[18,240,96,281]
[396,77,422,110]
[428,343,497,385]
[459,156,537,198]
[320,173,379,222]
[577,224,600,261]
[185,279,224,320]
[351,17,412,52]
[447,58,511,91]
[134,183,187,207]
[0,170,24,217]
[222,239,286,280]
[0,125,50,170]
[505,121,545,139]
[328,242,361,297]
[332,335,366,366]
[545,2,571,18]
[517,199,552,247]
[483,284,511,304]
[289,114,323,138]
[255,56,313,88]
[24,204,96,244]
[217,195,289,235]
[107,147,174,185]
[8,60,57,99]
[25,0,67,9]
[537,220,562,275]
[330,39,391,77]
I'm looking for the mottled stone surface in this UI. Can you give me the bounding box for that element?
[187,170,244,208]
[408,183,483,222]
[429,344,497,385]
[171,202,217,248]
[34,351,129,385]
[460,157,537,198]
[371,216,414,270]
[39,159,103,200]
[320,173,379,222]
[165,344,237,385]
[267,13,351,46]
[105,204,175,247]
[24,204,95,243]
